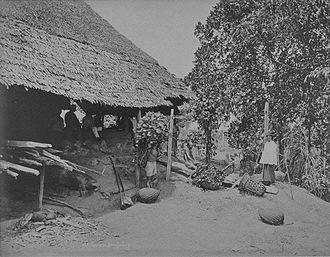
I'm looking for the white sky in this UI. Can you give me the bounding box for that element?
[86,0,218,79]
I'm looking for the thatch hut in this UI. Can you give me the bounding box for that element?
[0,0,193,140]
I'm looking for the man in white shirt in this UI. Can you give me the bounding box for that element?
[259,132,278,186]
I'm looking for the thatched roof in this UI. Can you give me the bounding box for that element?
[0,0,193,108]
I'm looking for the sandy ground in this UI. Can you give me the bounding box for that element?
[1,172,330,257]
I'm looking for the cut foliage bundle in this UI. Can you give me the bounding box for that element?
[135,112,169,147]
[192,163,225,190]
[134,112,169,167]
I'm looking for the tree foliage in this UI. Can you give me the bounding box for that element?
[188,0,330,162]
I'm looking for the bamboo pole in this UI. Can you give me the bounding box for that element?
[166,109,174,181]
[38,163,46,210]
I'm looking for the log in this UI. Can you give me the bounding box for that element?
[157,159,193,178]
[0,160,40,176]
[3,140,52,148]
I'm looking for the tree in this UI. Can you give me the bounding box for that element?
[189,0,329,161]
[184,45,230,163]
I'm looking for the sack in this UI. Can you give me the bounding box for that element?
[137,188,160,203]
[258,208,284,225]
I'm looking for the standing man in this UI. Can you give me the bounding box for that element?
[259,131,278,186]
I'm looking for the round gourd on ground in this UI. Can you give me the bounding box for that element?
[258,208,284,225]
[137,188,160,203]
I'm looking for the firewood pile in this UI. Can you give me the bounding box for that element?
[0,140,102,179]
[2,209,111,248]
[191,163,226,190]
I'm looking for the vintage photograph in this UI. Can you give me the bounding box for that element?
[0,0,329,256]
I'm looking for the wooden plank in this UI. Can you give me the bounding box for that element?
[3,140,52,148]
[38,163,46,210]
[166,109,174,181]
[0,160,39,176]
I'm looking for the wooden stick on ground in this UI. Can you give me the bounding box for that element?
[43,196,85,217]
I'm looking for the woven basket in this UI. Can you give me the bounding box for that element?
[258,208,284,225]
[137,188,160,203]
[245,177,266,196]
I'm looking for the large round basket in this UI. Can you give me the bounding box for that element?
[137,188,160,203]
[258,208,284,225]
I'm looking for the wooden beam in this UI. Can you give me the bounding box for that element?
[3,140,52,148]
[0,160,40,176]
[166,109,174,181]
[38,163,46,210]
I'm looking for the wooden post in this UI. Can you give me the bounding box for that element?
[135,164,141,188]
[135,109,142,187]
[264,101,269,140]
[38,163,46,210]
[166,109,174,181]
[261,101,269,176]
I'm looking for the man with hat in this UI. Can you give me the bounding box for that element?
[259,131,278,186]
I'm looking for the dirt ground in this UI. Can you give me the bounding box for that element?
[1,171,330,257]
